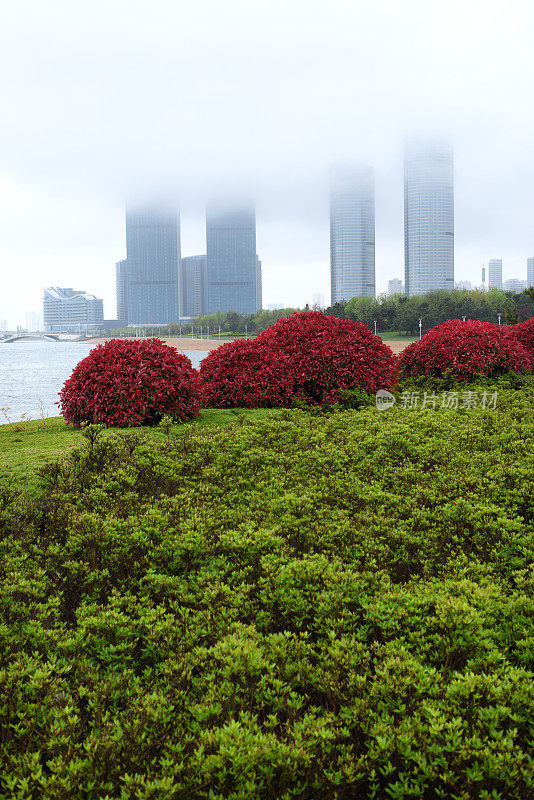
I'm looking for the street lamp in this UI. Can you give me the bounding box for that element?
[419,318,422,340]
[462,316,466,322]
[498,314,502,326]
[373,320,377,336]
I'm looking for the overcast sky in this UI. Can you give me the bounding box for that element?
[1,0,534,325]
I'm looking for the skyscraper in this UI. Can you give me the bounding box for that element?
[115,259,128,323]
[330,164,375,304]
[387,279,404,296]
[206,206,260,315]
[488,259,503,291]
[527,257,534,289]
[404,141,454,296]
[181,255,207,318]
[256,255,262,312]
[125,208,181,325]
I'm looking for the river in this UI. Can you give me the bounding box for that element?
[0,341,206,423]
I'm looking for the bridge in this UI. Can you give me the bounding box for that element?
[3,333,60,343]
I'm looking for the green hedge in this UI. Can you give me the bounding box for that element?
[1,389,534,798]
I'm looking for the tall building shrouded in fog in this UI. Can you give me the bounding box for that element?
[527,257,534,289]
[488,259,503,291]
[330,164,375,304]
[206,206,260,315]
[125,208,180,325]
[404,141,454,297]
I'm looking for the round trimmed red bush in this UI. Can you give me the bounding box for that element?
[59,338,202,427]
[507,318,534,357]
[199,339,293,408]
[252,311,397,405]
[398,319,533,380]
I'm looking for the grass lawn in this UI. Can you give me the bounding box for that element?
[0,408,284,491]
[378,331,418,341]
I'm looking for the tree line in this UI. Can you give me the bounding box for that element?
[324,289,534,336]
[100,289,534,338]
[186,290,534,337]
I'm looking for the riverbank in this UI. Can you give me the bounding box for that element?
[80,336,225,351]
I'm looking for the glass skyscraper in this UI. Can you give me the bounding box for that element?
[206,207,260,315]
[404,141,454,297]
[125,208,181,325]
[330,164,375,304]
[527,257,534,289]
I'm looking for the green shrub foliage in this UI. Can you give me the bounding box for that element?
[1,388,534,798]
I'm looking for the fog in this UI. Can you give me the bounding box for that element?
[1,0,534,325]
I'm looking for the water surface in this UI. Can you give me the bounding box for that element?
[0,341,204,422]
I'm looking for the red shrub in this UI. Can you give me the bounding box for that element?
[507,318,534,357]
[253,311,397,404]
[199,339,293,408]
[60,338,201,427]
[398,319,533,380]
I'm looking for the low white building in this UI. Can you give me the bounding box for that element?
[43,287,104,332]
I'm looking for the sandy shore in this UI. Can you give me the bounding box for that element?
[385,340,417,354]
[81,336,416,354]
[81,337,226,351]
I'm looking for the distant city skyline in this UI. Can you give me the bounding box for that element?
[6,152,534,328]
[2,2,534,327]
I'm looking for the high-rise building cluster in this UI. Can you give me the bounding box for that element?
[483,260,531,294]
[115,205,262,326]
[330,141,455,303]
[37,140,534,332]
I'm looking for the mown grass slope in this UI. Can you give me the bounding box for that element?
[0,409,282,492]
